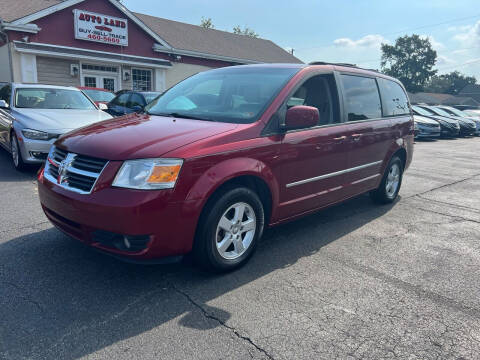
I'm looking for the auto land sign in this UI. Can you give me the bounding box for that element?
[74,9,128,46]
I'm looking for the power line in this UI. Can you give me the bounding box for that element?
[295,13,480,52]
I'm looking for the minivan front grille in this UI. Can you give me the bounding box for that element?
[44,147,108,194]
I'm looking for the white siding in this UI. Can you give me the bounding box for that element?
[165,62,212,88]
[0,44,12,82]
[36,56,80,87]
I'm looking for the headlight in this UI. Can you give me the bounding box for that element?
[112,158,183,190]
[21,128,49,140]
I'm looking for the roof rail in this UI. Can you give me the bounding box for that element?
[308,61,382,74]
[308,61,358,67]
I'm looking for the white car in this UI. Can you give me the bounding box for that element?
[0,83,112,170]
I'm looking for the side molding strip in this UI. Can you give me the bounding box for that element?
[286,160,382,188]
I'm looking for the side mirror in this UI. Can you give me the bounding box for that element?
[0,100,9,109]
[98,103,108,111]
[284,105,319,130]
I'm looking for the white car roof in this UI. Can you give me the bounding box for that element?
[12,83,80,91]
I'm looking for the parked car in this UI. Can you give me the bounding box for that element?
[38,63,414,272]
[418,105,476,136]
[0,83,112,170]
[463,109,480,118]
[437,105,480,136]
[413,115,440,139]
[411,105,460,137]
[78,87,115,109]
[106,91,161,116]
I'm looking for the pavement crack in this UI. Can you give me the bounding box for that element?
[326,253,480,320]
[170,284,274,359]
[415,194,480,214]
[401,201,480,225]
[406,172,480,198]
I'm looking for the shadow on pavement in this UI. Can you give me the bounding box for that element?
[0,148,40,182]
[0,188,399,358]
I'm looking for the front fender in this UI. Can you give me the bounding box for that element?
[185,157,279,207]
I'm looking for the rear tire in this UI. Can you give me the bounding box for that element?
[193,187,264,272]
[11,132,27,171]
[370,156,403,204]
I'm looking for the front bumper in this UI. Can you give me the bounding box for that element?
[459,123,476,136]
[37,164,199,261]
[19,136,57,163]
[415,125,441,138]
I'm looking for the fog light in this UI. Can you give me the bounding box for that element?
[30,151,47,159]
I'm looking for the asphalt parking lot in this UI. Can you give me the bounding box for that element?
[1,137,480,360]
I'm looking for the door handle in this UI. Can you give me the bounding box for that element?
[351,134,362,141]
[333,136,347,141]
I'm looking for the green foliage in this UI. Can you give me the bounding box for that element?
[425,71,477,95]
[200,17,214,29]
[233,25,259,38]
[381,34,437,93]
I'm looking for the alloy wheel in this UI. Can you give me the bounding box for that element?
[215,202,256,260]
[11,136,19,168]
[386,163,400,198]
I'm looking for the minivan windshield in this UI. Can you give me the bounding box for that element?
[145,66,300,123]
[15,88,96,110]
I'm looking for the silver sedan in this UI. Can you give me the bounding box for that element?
[0,83,112,170]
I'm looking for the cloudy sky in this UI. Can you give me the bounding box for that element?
[124,0,480,78]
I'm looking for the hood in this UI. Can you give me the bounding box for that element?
[13,108,112,133]
[414,115,439,125]
[55,113,238,160]
[421,114,457,125]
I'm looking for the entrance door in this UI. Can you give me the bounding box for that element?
[83,76,116,92]
[102,78,115,92]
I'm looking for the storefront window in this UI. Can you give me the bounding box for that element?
[132,69,152,91]
[84,77,97,88]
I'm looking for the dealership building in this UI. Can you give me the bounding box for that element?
[0,0,301,92]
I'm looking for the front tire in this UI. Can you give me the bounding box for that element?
[11,133,26,171]
[193,187,265,272]
[370,156,403,204]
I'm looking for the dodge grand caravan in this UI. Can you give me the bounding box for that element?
[38,63,414,271]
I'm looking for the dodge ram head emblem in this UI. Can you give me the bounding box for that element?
[57,153,76,184]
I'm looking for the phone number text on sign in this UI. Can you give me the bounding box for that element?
[74,9,128,46]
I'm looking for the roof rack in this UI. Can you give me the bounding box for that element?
[308,61,382,74]
[308,61,357,68]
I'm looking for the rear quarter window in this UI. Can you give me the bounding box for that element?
[378,78,410,116]
[340,74,382,121]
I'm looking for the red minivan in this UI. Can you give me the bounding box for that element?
[38,63,413,271]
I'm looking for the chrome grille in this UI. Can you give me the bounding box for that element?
[44,146,108,194]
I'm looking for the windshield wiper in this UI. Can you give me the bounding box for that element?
[150,112,214,121]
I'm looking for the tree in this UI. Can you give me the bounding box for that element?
[200,17,214,29]
[425,71,477,94]
[381,34,437,93]
[233,25,259,38]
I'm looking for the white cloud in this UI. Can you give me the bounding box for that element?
[436,55,455,66]
[447,24,473,32]
[420,35,445,51]
[333,34,387,48]
[453,20,480,45]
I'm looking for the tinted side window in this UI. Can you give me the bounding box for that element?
[112,93,130,106]
[0,84,11,104]
[378,78,409,116]
[286,74,340,126]
[341,75,381,122]
[128,93,145,108]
